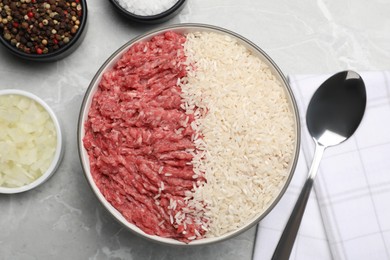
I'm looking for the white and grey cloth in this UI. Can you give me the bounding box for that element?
[253,71,390,260]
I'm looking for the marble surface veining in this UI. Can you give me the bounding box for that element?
[1,0,390,259]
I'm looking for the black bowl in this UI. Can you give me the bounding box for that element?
[109,0,186,24]
[0,0,88,62]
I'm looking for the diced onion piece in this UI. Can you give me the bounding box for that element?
[0,94,57,188]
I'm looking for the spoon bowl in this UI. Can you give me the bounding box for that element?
[272,70,366,260]
[307,71,367,147]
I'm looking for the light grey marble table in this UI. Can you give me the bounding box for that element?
[1,1,389,259]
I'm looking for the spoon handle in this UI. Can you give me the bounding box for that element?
[272,143,325,260]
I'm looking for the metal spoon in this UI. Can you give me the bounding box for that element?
[272,70,366,260]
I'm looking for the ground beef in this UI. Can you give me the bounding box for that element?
[83,31,207,242]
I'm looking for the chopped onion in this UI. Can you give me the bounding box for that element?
[0,94,57,188]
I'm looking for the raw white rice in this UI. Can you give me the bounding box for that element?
[179,31,296,237]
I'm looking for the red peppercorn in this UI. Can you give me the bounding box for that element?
[36,48,43,54]
[27,12,34,18]
[13,22,19,28]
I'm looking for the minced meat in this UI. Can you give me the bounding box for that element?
[83,31,207,242]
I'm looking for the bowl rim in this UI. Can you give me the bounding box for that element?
[109,0,186,22]
[77,23,301,246]
[0,0,88,61]
[0,89,64,194]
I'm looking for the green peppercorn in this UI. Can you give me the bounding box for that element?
[4,32,11,40]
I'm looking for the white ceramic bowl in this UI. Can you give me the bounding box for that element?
[0,89,64,194]
[78,23,300,246]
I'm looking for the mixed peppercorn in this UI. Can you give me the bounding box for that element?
[0,0,83,55]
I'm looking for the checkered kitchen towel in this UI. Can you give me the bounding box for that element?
[254,71,390,260]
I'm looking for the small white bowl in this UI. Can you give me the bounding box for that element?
[0,89,64,194]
